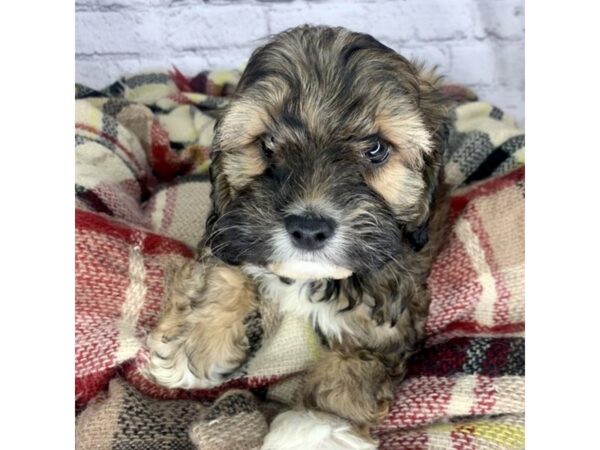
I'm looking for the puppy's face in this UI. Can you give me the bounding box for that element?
[205,26,447,280]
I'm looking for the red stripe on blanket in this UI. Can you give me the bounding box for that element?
[160,186,177,234]
[76,209,193,257]
[149,119,193,181]
[450,166,524,217]
[76,368,117,412]
[436,321,524,335]
[375,429,429,449]
[471,375,496,415]
[75,123,146,175]
[167,92,194,105]
[169,65,193,92]
[481,339,512,376]
[464,206,512,327]
[76,227,128,379]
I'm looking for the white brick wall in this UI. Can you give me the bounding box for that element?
[76,0,524,124]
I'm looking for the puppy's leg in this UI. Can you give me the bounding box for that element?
[303,349,396,433]
[262,350,393,450]
[147,257,259,389]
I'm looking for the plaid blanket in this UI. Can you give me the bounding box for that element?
[75,69,525,449]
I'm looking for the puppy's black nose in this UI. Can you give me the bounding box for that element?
[284,214,336,250]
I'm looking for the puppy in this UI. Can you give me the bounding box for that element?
[148,25,450,448]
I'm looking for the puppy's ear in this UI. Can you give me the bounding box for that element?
[202,118,233,249]
[405,119,449,252]
[422,119,450,208]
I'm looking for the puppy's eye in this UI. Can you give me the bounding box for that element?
[261,135,275,160]
[364,141,390,165]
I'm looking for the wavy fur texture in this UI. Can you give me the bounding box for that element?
[148,25,451,445]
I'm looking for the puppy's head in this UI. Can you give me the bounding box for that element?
[205,26,447,281]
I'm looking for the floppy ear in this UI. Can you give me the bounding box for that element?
[405,120,449,252]
[201,117,233,251]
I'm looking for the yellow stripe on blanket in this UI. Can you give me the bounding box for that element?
[426,416,525,449]
[75,100,104,129]
[472,419,525,448]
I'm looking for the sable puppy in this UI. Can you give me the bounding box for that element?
[148,25,450,448]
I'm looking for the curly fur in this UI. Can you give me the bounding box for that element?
[148,25,450,446]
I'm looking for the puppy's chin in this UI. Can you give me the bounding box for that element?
[267,261,352,280]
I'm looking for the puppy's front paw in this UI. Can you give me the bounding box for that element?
[147,260,260,389]
[147,321,249,390]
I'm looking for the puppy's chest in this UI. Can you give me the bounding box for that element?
[243,266,352,341]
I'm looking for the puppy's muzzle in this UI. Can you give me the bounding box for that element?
[284,214,337,251]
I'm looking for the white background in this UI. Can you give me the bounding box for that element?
[75,0,525,124]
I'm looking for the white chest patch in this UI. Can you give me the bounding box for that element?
[244,265,352,342]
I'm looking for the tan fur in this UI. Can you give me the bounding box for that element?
[217,100,270,150]
[367,152,426,222]
[147,258,258,389]
[217,100,270,190]
[375,112,434,167]
[302,349,393,435]
[221,145,266,191]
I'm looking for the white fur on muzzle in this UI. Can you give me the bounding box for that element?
[267,261,352,280]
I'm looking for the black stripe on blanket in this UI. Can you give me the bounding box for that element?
[489,106,504,120]
[75,84,107,99]
[105,81,125,97]
[464,148,511,183]
[406,337,525,378]
[121,73,171,88]
[465,135,524,184]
